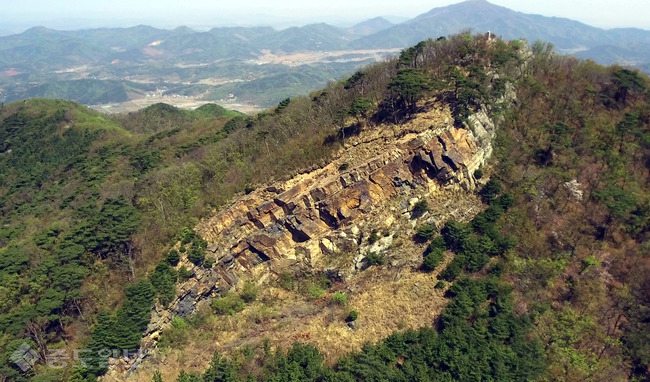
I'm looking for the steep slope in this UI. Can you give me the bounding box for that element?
[110,102,502,379]
[97,34,526,380]
[3,34,649,382]
[107,35,650,382]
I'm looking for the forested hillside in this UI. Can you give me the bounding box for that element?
[0,33,649,382]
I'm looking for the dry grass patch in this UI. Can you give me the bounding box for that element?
[123,258,452,382]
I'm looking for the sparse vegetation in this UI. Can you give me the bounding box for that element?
[187,247,205,266]
[240,281,258,303]
[422,248,444,271]
[367,230,380,244]
[330,292,348,305]
[412,200,429,216]
[307,285,326,300]
[365,251,385,266]
[211,292,246,316]
[179,277,544,381]
[416,224,435,240]
[166,249,180,266]
[278,271,295,291]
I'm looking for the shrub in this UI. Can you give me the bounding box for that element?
[494,193,514,210]
[428,235,447,252]
[474,168,483,179]
[166,249,180,266]
[179,246,187,253]
[422,248,444,272]
[346,311,358,322]
[582,255,601,272]
[480,178,502,204]
[240,281,258,303]
[442,221,472,252]
[179,227,195,245]
[188,247,205,265]
[435,281,446,289]
[211,292,245,315]
[416,225,435,240]
[171,316,188,329]
[157,318,190,350]
[413,200,429,216]
[367,230,380,245]
[203,258,215,268]
[365,251,385,266]
[278,271,295,291]
[440,256,465,281]
[149,262,177,306]
[330,292,348,305]
[308,285,326,300]
[178,266,192,281]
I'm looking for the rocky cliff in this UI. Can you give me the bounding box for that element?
[103,97,506,378]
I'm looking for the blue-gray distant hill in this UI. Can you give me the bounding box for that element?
[349,0,650,66]
[2,2,650,71]
[2,0,650,107]
[348,17,394,37]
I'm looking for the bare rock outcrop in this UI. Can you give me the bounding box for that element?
[105,102,504,378]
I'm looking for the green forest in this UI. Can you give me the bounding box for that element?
[0,32,649,382]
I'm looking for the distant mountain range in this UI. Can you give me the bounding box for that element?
[1,0,649,108]
[350,0,650,66]
[347,17,394,37]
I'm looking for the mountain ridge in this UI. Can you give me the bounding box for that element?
[1,1,650,109]
[1,33,649,382]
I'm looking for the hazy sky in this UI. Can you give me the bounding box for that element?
[1,0,649,31]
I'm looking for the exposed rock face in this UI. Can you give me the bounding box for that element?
[105,102,505,378]
[564,179,584,201]
[197,125,486,269]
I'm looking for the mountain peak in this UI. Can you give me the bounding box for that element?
[350,17,394,36]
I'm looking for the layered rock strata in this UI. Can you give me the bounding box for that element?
[107,107,500,377]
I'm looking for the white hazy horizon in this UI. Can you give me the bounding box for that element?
[1,0,649,34]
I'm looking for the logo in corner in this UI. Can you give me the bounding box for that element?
[11,343,40,372]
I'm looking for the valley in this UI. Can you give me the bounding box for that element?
[2,1,650,111]
[83,49,400,114]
